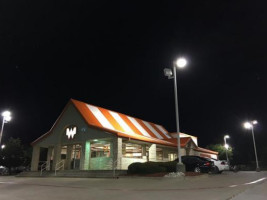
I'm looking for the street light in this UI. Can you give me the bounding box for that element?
[0,111,12,145]
[164,57,187,173]
[224,135,230,165]
[243,120,260,172]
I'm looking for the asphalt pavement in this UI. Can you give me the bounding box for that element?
[0,171,266,200]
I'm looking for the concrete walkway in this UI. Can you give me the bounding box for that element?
[0,171,266,200]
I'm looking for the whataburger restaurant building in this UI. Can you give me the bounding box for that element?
[31,99,218,172]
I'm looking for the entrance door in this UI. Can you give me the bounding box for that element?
[71,144,82,170]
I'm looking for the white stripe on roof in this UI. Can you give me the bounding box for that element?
[142,121,164,139]
[127,116,151,138]
[87,105,115,131]
[155,125,171,139]
[109,111,135,136]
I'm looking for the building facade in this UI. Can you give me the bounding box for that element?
[31,99,218,171]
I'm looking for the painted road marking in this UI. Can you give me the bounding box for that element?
[243,177,267,185]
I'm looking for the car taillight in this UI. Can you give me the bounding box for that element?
[204,162,210,166]
[221,162,225,165]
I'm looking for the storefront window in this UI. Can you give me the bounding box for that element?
[71,144,81,169]
[122,142,142,158]
[156,148,163,160]
[168,153,177,161]
[61,146,67,160]
[91,141,110,158]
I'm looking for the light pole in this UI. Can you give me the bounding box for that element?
[0,111,12,146]
[243,120,260,172]
[164,57,187,173]
[224,135,230,165]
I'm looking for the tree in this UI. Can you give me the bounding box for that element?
[206,144,233,161]
[0,138,25,174]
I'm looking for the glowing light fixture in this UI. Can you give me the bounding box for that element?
[224,134,230,164]
[0,111,12,145]
[224,143,229,150]
[244,122,252,129]
[224,135,230,139]
[175,57,187,68]
[2,111,11,118]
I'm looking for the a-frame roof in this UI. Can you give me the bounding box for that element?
[31,99,218,156]
[71,99,177,146]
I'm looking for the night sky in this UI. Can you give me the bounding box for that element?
[0,1,266,161]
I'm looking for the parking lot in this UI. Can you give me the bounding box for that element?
[0,171,266,200]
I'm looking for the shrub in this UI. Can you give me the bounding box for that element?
[158,161,177,172]
[128,161,176,174]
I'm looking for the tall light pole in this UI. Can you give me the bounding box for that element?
[164,57,187,173]
[243,120,260,172]
[0,111,12,146]
[224,135,230,165]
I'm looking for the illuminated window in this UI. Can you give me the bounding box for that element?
[168,153,177,161]
[91,141,110,158]
[156,148,163,160]
[122,143,142,158]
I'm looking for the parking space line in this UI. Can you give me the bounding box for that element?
[243,177,267,185]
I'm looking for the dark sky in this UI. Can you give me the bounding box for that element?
[0,1,266,160]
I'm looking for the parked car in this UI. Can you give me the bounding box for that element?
[176,156,214,173]
[206,158,229,173]
[220,160,230,171]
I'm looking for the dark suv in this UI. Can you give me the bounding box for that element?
[177,156,214,173]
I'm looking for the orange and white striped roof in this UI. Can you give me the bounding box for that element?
[71,99,176,146]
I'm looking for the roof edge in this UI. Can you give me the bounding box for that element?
[31,99,73,146]
[194,147,219,155]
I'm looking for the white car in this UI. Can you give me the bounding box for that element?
[220,160,230,171]
[206,158,229,174]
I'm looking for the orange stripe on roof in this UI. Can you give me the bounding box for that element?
[135,118,154,138]
[157,125,171,138]
[160,125,169,134]
[164,137,192,148]
[119,114,143,136]
[72,99,178,147]
[99,107,125,133]
[150,123,167,139]
[71,99,102,128]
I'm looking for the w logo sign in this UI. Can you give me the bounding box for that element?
[66,126,77,139]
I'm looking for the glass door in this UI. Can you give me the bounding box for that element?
[71,144,82,170]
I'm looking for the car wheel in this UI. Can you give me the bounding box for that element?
[213,166,219,174]
[194,166,201,173]
[218,170,223,174]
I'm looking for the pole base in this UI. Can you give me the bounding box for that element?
[256,167,260,172]
[176,163,186,173]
